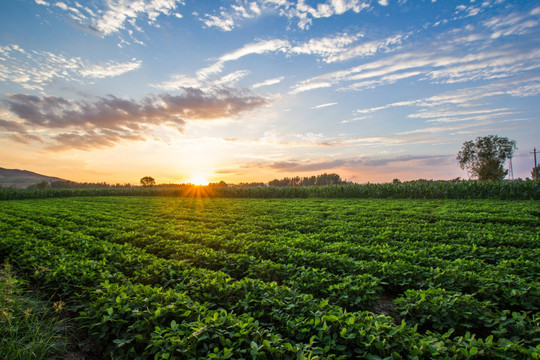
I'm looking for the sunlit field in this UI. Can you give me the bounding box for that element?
[1,197,539,358]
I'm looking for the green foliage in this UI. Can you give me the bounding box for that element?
[457,135,517,180]
[0,197,539,358]
[140,176,156,187]
[1,179,539,200]
[269,173,346,186]
[0,262,70,359]
[532,165,540,180]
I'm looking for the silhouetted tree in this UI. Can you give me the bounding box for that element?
[532,165,540,180]
[140,176,156,187]
[268,173,345,186]
[457,135,517,181]
[27,181,50,189]
[208,181,228,187]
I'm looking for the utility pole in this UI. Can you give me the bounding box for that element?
[531,147,538,180]
[509,157,514,180]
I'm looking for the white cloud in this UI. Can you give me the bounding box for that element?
[252,76,285,88]
[196,62,226,79]
[311,102,337,109]
[351,77,539,144]
[79,59,142,78]
[292,0,371,29]
[322,34,405,63]
[35,0,184,37]
[198,0,371,31]
[201,13,236,31]
[219,39,290,62]
[378,0,388,6]
[289,12,540,94]
[290,81,333,94]
[484,11,539,39]
[0,45,141,90]
[54,2,68,11]
[199,0,266,31]
[289,33,363,60]
[408,108,511,120]
[455,5,481,18]
[214,70,251,87]
[195,39,290,79]
[154,38,291,91]
[341,116,369,124]
[152,70,250,91]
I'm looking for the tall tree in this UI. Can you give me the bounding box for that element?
[140,176,156,187]
[457,135,517,181]
[532,165,540,180]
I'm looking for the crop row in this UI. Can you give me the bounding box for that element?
[5,198,537,312]
[0,197,539,358]
[1,180,539,200]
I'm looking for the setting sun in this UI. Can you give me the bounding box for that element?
[187,175,209,186]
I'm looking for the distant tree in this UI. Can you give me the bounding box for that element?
[208,181,228,187]
[316,173,342,185]
[140,176,156,187]
[27,181,50,189]
[236,182,266,187]
[268,173,345,187]
[532,165,540,180]
[457,135,517,181]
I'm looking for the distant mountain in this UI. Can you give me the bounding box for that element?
[0,167,66,188]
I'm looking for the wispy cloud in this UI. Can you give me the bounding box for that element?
[347,77,538,145]
[78,59,143,78]
[252,76,285,89]
[0,45,141,90]
[341,116,369,124]
[289,32,363,61]
[197,39,290,79]
[0,88,269,150]
[355,76,540,115]
[290,5,540,94]
[34,0,183,37]
[244,154,454,173]
[483,7,540,39]
[199,0,263,31]
[198,0,372,31]
[311,102,337,109]
[153,69,250,91]
[290,0,371,30]
[157,31,407,92]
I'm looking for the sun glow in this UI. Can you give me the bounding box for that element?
[187,175,209,186]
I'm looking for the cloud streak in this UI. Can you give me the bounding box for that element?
[245,154,454,173]
[290,6,540,93]
[1,88,269,150]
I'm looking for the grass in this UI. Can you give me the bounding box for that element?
[0,261,71,359]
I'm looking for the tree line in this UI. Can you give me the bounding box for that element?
[268,173,348,187]
[16,134,538,191]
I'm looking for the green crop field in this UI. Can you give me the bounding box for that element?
[1,196,539,359]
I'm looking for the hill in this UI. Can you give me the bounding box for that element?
[0,167,66,188]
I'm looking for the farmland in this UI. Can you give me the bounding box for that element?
[1,196,539,359]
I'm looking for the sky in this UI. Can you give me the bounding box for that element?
[1,0,539,184]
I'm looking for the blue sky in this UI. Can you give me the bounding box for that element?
[1,0,539,184]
